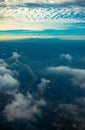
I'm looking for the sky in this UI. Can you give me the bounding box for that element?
[0,0,85,39]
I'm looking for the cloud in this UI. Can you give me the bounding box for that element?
[47,66,85,88]
[1,0,85,6]
[1,5,84,22]
[0,73,19,89]
[0,59,45,122]
[60,53,72,61]
[0,59,19,92]
[11,52,21,60]
[0,59,7,67]
[4,92,45,121]
[38,78,51,92]
[0,0,85,30]
[0,0,74,5]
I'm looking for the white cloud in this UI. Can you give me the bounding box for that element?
[0,59,7,67]
[2,0,83,5]
[47,66,85,88]
[1,5,84,22]
[4,92,45,121]
[60,53,72,61]
[11,52,21,60]
[0,66,12,75]
[0,59,19,91]
[38,78,51,92]
[76,97,85,107]
[0,2,84,30]
[0,73,19,89]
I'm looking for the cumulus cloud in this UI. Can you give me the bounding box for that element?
[11,52,21,60]
[0,73,19,89]
[47,66,85,88]
[38,78,51,92]
[60,53,72,61]
[0,59,7,67]
[0,59,19,92]
[4,92,45,121]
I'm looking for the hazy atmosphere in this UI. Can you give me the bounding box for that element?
[0,0,85,130]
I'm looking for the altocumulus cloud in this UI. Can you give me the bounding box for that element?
[1,4,84,22]
[47,66,85,88]
[1,0,85,5]
[0,59,19,92]
[0,0,85,30]
[4,92,45,121]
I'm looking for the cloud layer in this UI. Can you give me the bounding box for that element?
[0,59,19,92]
[0,57,46,122]
[1,0,85,5]
[0,0,85,30]
[4,92,45,121]
[47,66,85,88]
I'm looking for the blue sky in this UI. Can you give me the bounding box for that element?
[0,0,85,39]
